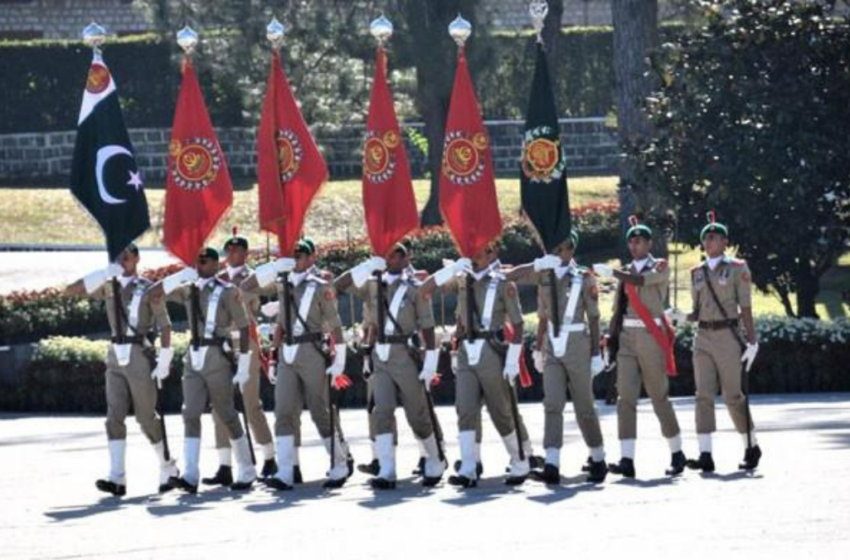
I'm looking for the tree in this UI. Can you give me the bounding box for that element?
[611,0,666,254]
[637,0,850,317]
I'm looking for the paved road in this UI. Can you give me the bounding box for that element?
[0,250,178,294]
[1,394,849,559]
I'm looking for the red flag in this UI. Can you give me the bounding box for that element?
[163,59,233,265]
[438,48,502,257]
[362,47,418,256]
[257,51,328,256]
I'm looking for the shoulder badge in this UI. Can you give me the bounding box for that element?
[323,286,336,301]
[505,282,517,299]
[654,259,668,272]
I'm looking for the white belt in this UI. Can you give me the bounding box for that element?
[558,323,586,333]
[623,317,662,328]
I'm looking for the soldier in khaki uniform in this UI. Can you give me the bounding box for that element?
[242,239,352,490]
[153,247,257,493]
[201,234,276,487]
[426,243,534,488]
[66,243,178,496]
[337,244,446,489]
[507,231,608,484]
[686,213,762,472]
[593,217,687,478]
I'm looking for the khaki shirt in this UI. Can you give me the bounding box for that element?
[529,266,600,324]
[612,255,670,319]
[444,265,523,331]
[276,270,342,334]
[168,278,249,338]
[349,273,435,336]
[691,256,752,322]
[91,276,170,338]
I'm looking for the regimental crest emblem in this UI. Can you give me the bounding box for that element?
[169,137,222,191]
[363,130,399,184]
[86,63,112,94]
[442,131,489,185]
[521,126,565,183]
[276,129,303,183]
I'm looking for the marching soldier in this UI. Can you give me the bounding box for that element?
[66,243,178,496]
[425,243,534,488]
[241,238,352,490]
[152,247,257,493]
[336,243,446,489]
[507,231,609,484]
[686,212,761,472]
[200,233,277,487]
[593,217,687,478]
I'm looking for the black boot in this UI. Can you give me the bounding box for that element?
[739,445,762,471]
[422,473,442,488]
[347,455,355,478]
[323,475,347,489]
[172,476,198,494]
[260,459,278,479]
[95,479,126,497]
[412,456,426,476]
[369,477,397,490]
[230,479,254,491]
[665,451,687,476]
[530,464,560,485]
[158,479,177,494]
[264,477,293,491]
[358,459,380,476]
[293,465,303,484]
[528,454,545,470]
[201,465,233,486]
[448,474,477,488]
[453,459,483,477]
[580,456,593,473]
[686,452,715,473]
[608,458,636,478]
[587,460,608,484]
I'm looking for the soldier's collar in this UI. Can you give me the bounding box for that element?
[706,254,726,271]
[632,257,650,272]
[555,259,579,279]
[471,259,501,281]
[383,271,403,285]
[117,274,136,289]
[225,265,245,279]
[195,276,217,290]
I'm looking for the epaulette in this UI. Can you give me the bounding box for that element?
[729,257,746,267]
[653,259,669,272]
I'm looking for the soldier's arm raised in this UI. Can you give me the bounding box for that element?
[64,263,123,297]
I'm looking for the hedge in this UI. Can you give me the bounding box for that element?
[0,202,620,346]
[0,26,684,133]
[2,317,848,414]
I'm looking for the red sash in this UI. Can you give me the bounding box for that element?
[624,283,677,377]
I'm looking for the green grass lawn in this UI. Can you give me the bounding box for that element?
[0,176,618,248]
[1,176,846,319]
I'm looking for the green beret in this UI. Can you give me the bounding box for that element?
[390,242,408,257]
[223,235,249,251]
[198,246,220,261]
[626,215,653,240]
[294,237,316,256]
[700,211,728,241]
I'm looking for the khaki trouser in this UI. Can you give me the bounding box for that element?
[212,339,273,450]
[105,344,162,443]
[372,345,434,440]
[367,374,398,444]
[616,328,681,440]
[542,333,603,449]
[274,344,336,439]
[693,329,752,434]
[456,343,529,440]
[182,347,244,440]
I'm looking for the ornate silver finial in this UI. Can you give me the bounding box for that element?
[448,14,472,47]
[176,26,199,55]
[529,0,549,41]
[82,22,107,51]
[267,17,285,50]
[370,15,393,46]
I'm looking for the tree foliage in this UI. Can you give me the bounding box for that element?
[637,0,850,317]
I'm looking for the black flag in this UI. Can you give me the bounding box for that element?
[520,43,571,253]
[70,53,150,262]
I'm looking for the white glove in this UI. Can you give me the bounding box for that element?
[351,256,387,288]
[503,343,522,382]
[326,343,347,380]
[433,257,472,286]
[266,361,277,385]
[533,255,561,272]
[532,349,545,373]
[665,308,688,326]
[590,354,605,377]
[151,347,174,382]
[741,342,759,372]
[592,263,614,277]
[255,257,296,287]
[418,349,439,390]
[233,351,252,390]
[261,301,280,319]
[82,263,124,294]
[162,267,198,294]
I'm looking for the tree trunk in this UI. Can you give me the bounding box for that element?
[420,92,448,226]
[776,285,796,318]
[796,260,821,319]
[612,0,661,254]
